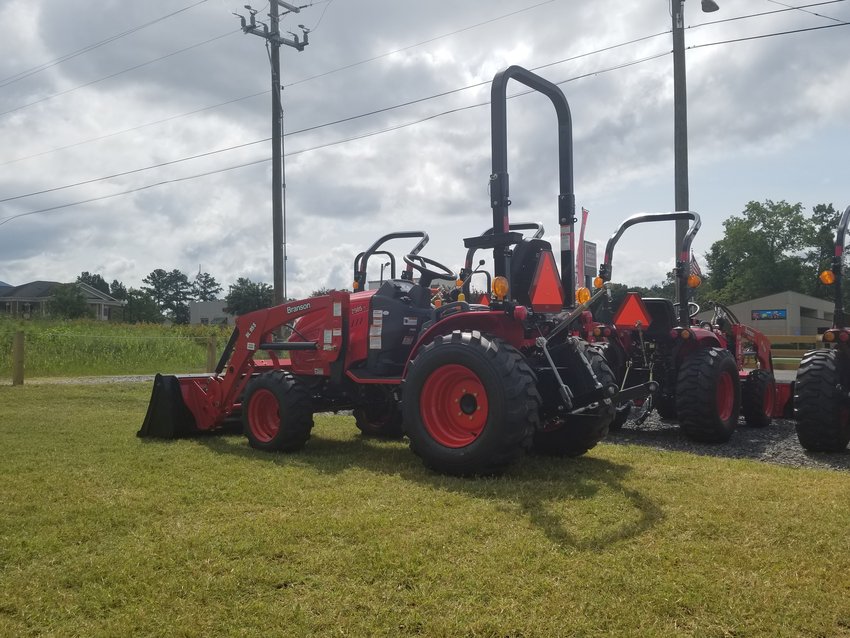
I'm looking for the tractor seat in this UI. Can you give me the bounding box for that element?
[642,298,677,339]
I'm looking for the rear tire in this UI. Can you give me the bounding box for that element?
[243,371,314,452]
[676,347,740,443]
[402,331,539,476]
[742,369,775,428]
[794,349,850,452]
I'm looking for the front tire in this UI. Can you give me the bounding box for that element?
[742,369,775,428]
[794,349,850,451]
[402,331,540,476]
[243,371,314,452]
[676,347,740,443]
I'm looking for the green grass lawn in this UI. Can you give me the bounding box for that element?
[2,383,850,637]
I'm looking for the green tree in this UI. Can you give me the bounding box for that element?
[124,288,163,323]
[800,203,840,298]
[193,271,222,301]
[110,279,128,301]
[224,278,273,315]
[77,271,110,295]
[705,200,808,304]
[48,284,93,319]
[142,269,193,323]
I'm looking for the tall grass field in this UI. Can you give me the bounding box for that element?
[0,318,231,378]
[1,381,850,636]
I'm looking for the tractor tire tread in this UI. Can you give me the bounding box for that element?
[794,349,850,451]
[675,347,740,443]
[403,330,540,476]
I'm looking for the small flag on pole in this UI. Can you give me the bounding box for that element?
[690,252,703,277]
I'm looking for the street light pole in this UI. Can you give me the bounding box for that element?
[672,0,718,259]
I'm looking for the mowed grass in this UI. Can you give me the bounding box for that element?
[2,384,850,637]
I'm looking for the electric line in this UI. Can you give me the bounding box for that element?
[0,51,672,226]
[285,0,559,88]
[693,0,847,28]
[3,0,828,166]
[690,20,849,49]
[2,4,846,205]
[765,0,846,22]
[0,30,239,119]
[0,0,210,89]
[0,90,269,167]
[3,10,847,207]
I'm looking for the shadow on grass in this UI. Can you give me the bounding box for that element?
[190,428,663,551]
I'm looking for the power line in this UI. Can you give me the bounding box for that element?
[0,30,239,119]
[285,0,559,88]
[690,20,849,49]
[0,90,269,167]
[1,21,668,167]
[0,51,672,227]
[3,10,847,207]
[0,0,210,89]
[3,0,839,168]
[693,0,847,27]
[764,0,846,23]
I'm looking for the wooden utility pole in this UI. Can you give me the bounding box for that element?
[237,2,310,305]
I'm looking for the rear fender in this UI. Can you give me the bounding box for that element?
[404,311,526,376]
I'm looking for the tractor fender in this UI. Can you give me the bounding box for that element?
[403,311,526,378]
[674,327,725,363]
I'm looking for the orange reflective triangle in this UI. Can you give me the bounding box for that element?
[613,292,652,331]
[529,251,564,312]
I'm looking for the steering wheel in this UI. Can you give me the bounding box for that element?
[673,301,701,318]
[403,254,457,288]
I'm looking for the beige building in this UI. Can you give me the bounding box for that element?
[701,291,833,336]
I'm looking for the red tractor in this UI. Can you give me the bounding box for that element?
[590,212,783,442]
[794,204,850,451]
[139,65,617,476]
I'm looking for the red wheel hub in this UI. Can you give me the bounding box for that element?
[716,372,734,422]
[420,364,489,448]
[249,388,280,442]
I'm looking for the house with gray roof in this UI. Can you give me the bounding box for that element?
[0,281,124,320]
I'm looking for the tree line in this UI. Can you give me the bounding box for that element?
[47,199,843,322]
[50,270,274,323]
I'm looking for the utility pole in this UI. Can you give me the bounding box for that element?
[671,0,718,286]
[236,2,310,305]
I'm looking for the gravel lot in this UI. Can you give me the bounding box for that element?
[607,413,850,472]
[10,375,850,473]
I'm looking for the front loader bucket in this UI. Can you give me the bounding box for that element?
[137,374,199,439]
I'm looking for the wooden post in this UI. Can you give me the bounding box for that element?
[12,331,24,386]
[206,336,217,373]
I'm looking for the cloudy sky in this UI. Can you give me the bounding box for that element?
[0,0,848,299]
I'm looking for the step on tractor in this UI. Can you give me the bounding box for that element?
[794,204,850,452]
[589,212,786,442]
[138,65,618,476]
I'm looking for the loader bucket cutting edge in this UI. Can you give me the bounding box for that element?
[137,373,199,439]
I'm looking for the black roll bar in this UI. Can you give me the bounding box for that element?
[352,231,428,291]
[490,65,575,308]
[831,205,850,327]
[597,211,701,327]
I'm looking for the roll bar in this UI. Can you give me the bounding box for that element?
[353,231,428,291]
[597,211,701,327]
[490,65,575,308]
[830,205,850,327]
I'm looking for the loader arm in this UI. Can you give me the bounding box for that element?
[139,291,349,437]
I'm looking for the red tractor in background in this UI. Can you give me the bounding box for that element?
[794,204,850,451]
[589,211,785,442]
[139,65,618,476]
